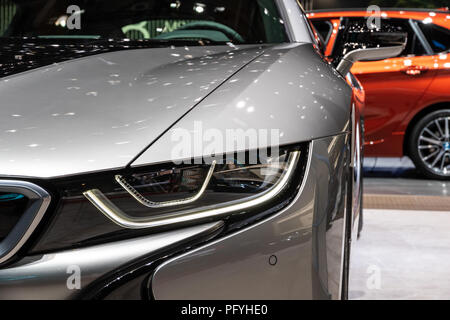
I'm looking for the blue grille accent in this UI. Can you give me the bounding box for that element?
[0,193,24,202]
[444,142,450,151]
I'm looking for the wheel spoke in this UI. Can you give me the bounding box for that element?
[445,117,450,140]
[423,149,440,161]
[420,136,442,146]
[435,120,445,138]
[440,154,447,171]
[424,128,441,141]
[419,145,435,150]
[430,150,445,168]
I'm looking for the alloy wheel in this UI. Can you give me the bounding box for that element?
[417,116,450,176]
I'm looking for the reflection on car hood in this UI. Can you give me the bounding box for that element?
[0,39,233,78]
[0,44,265,178]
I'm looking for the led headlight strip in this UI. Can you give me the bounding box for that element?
[114,161,216,209]
[83,151,300,230]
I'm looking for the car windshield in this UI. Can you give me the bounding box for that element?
[0,0,288,44]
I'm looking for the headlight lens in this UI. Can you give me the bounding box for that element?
[49,146,306,233]
[44,144,309,240]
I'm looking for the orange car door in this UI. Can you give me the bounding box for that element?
[352,54,438,149]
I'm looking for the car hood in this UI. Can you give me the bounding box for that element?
[0,45,265,178]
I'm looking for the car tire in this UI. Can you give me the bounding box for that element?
[409,109,450,180]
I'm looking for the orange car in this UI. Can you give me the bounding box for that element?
[309,8,450,180]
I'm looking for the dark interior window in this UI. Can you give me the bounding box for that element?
[312,20,333,45]
[0,0,16,36]
[418,22,450,53]
[1,0,288,44]
[331,17,427,64]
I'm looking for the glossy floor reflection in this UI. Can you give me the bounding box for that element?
[350,158,450,300]
[364,157,450,197]
[349,209,450,300]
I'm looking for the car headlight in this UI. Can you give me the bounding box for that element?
[53,145,307,232]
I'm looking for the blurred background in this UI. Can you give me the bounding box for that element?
[300,0,450,300]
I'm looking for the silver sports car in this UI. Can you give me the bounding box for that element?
[0,0,401,300]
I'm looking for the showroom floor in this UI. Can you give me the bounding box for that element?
[349,158,450,300]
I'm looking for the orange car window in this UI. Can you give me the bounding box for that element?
[331,17,428,65]
[312,20,333,44]
[418,22,450,53]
